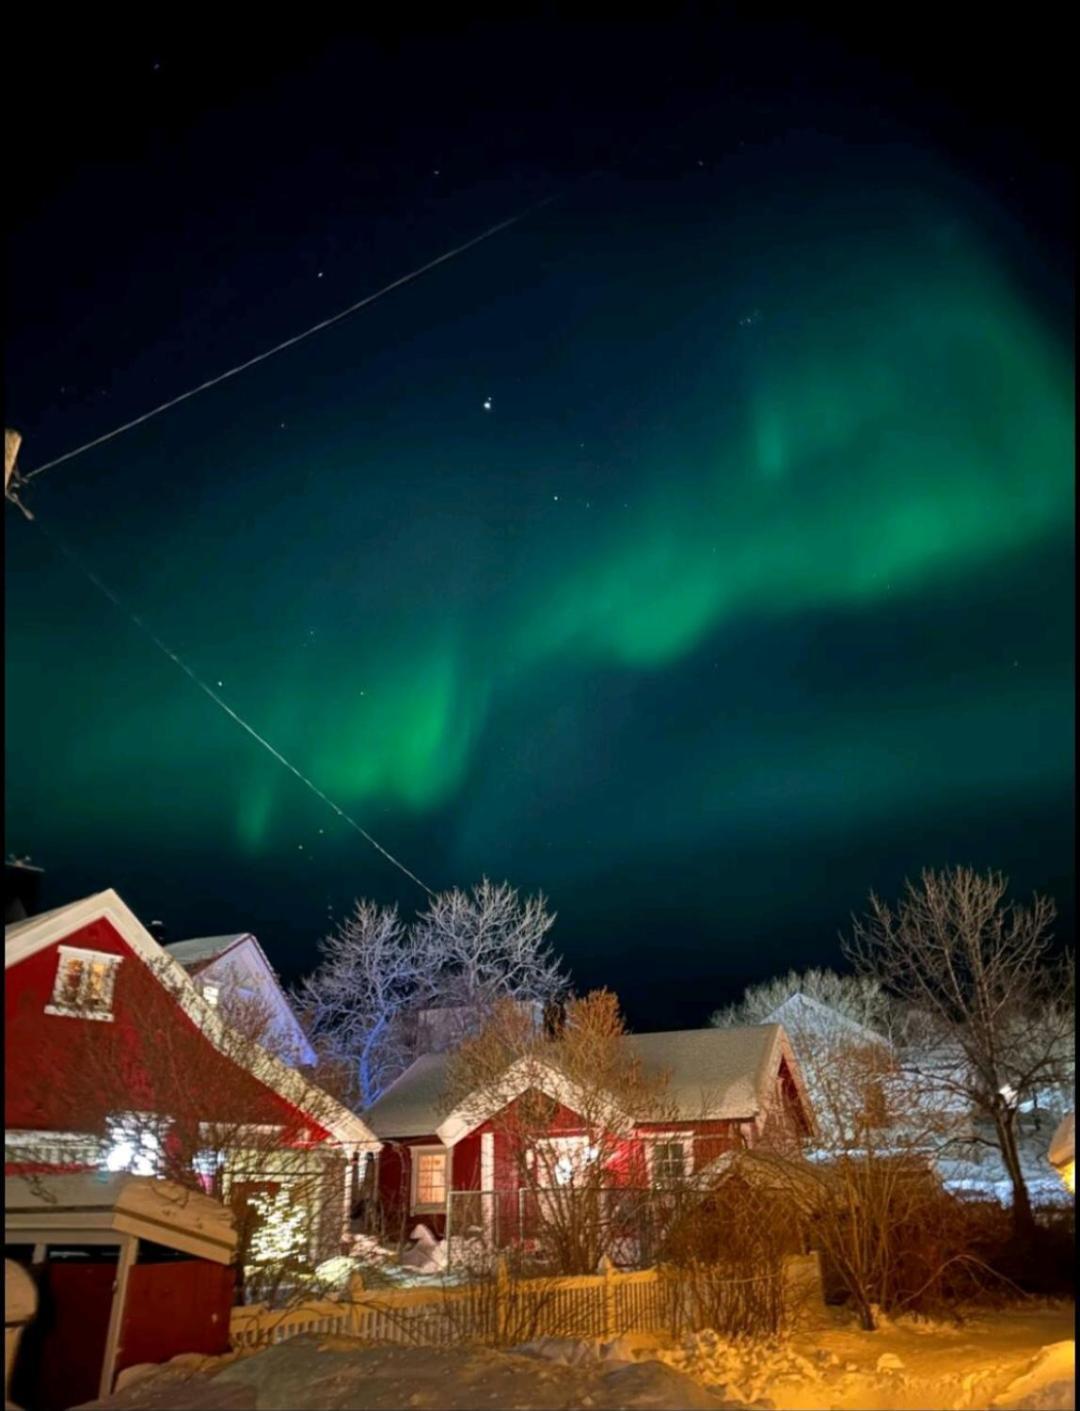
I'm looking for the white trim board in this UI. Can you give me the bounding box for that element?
[436,1055,633,1148]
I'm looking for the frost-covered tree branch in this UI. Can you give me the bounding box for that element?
[413,878,566,1021]
[296,902,428,1108]
[297,880,568,1106]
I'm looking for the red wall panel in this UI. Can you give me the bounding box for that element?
[118,1261,234,1375]
[5,919,328,1147]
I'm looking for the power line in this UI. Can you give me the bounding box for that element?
[20,190,560,487]
[33,514,434,897]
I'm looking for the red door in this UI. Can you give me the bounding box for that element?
[118,1261,234,1374]
[10,1258,117,1411]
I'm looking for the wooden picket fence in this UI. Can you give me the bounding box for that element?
[229,1254,822,1351]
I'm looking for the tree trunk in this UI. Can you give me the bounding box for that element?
[994,1107,1036,1240]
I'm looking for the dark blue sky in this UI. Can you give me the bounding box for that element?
[5,13,1074,1026]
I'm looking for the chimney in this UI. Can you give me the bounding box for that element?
[5,856,44,925]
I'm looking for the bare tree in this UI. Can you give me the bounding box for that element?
[728,1003,983,1330]
[298,880,568,1105]
[843,866,1074,1240]
[412,878,566,1035]
[295,901,424,1108]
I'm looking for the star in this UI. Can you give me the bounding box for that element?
[483,397,493,412]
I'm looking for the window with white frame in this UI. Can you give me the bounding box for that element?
[649,1138,688,1186]
[46,946,121,1020]
[202,982,221,1007]
[411,1147,448,1211]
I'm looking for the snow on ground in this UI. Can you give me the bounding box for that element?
[77,1302,1074,1410]
[80,1340,734,1410]
[655,1303,1074,1410]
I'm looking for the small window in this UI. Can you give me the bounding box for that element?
[412,1148,447,1211]
[46,946,120,1020]
[202,983,221,1007]
[651,1140,687,1186]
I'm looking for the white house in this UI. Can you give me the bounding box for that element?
[165,933,316,1067]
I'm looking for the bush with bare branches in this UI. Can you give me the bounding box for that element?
[444,991,678,1276]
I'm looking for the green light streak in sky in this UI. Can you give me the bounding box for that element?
[245,214,1071,842]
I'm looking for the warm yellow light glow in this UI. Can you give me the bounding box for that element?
[1059,1160,1075,1195]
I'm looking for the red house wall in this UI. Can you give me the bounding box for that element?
[375,1133,483,1239]
[372,1063,808,1244]
[5,918,330,1157]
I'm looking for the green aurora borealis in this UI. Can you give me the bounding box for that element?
[5,148,1074,1021]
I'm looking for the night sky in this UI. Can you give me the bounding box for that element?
[5,14,1073,1029]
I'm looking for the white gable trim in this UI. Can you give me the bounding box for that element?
[756,1025,816,1140]
[435,1055,633,1148]
[5,890,378,1152]
[195,935,316,1066]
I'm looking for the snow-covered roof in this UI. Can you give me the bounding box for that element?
[764,992,890,1048]
[164,934,250,968]
[1048,1112,1074,1170]
[624,1025,793,1120]
[366,1053,453,1138]
[5,1173,237,1264]
[366,1024,802,1140]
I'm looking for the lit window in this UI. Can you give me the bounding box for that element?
[202,983,221,1007]
[46,946,121,1020]
[412,1149,447,1210]
[104,1113,164,1176]
[651,1140,686,1186]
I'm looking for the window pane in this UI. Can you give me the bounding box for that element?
[87,960,111,1006]
[60,957,85,1005]
[416,1153,446,1205]
[654,1142,686,1183]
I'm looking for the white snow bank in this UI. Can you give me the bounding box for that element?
[993,1340,1075,1411]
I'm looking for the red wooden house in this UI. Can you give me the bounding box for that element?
[4,889,379,1261]
[364,1023,813,1250]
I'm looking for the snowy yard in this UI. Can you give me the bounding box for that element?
[77,1301,1074,1410]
